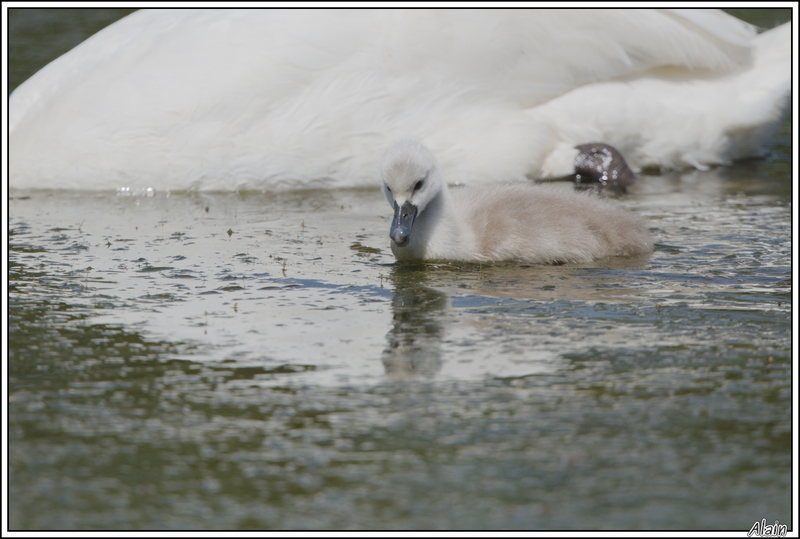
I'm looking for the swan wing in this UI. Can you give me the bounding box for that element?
[10,9,780,190]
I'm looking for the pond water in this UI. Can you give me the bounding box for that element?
[6,8,796,531]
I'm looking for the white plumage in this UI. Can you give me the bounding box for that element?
[9,9,790,191]
[381,141,652,264]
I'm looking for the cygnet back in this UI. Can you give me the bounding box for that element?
[451,183,652,264]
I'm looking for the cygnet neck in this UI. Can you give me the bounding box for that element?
[408,182,475,262]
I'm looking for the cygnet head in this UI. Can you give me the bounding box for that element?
[380,141,444,247]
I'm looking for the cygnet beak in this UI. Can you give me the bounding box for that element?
[390,201,417,247]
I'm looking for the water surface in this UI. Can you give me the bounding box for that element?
[9,166,794,530]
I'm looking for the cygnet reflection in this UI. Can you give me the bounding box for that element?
[381,265,447,379]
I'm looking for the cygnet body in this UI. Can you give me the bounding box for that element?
[381,141,652,264]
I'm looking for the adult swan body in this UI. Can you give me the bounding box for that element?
[9,9,791,191]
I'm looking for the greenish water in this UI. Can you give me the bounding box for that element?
[7,8,795,531]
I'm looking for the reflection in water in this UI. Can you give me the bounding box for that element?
[380,254,654,381]
[418,256,653,303]
[382,265,447,378]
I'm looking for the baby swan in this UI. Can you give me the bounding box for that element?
[381,141,652,264]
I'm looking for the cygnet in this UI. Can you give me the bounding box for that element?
[381,141,652,264]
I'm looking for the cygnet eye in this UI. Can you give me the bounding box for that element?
[414,179,424,191]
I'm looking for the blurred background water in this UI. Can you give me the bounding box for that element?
[6,8,795,530]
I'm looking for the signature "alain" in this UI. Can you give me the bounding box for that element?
[748,518,788,537]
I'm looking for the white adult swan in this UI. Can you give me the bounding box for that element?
[381,141,652,264]
[9,9,791,191]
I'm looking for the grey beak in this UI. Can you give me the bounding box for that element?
[390,201,417,247]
